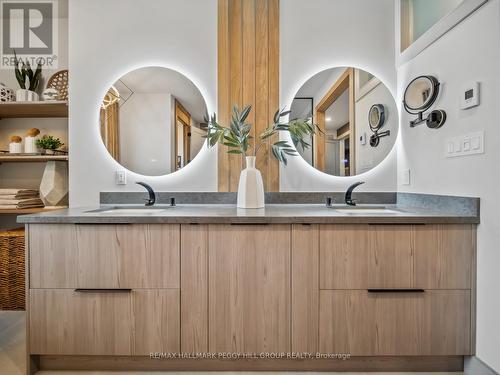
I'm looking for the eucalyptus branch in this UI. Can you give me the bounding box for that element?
[206,105,321,165]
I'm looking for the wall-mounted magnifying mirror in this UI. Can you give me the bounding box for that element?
[403,75,446,129]
[99,66,208,176]
[290,67,398,176]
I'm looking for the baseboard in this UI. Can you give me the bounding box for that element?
[36,355,464,372]
[465,356,499,375]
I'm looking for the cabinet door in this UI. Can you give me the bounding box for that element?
[319,290,470,355]
[132,289,180,355]
[181,224,209,353]
[320,225,414,289]
[208,224,291,353]
[414,224,474,289]
[30,224,180,288]
[291,224,319,352]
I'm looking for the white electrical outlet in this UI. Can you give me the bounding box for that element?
[401,169,411,185]
[445,131,484,158]
[115,170,127,185]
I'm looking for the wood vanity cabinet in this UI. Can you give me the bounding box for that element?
[26,222,476,371]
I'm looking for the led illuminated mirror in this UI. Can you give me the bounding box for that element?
[99,66,208,176]
[290,67,398,176]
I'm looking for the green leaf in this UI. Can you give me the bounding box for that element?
[239,105,252,123]
[227,149,243,154]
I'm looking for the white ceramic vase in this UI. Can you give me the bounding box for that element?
[16,89,39,102]
[9,142,23,154]
[237,156,265,209]
[24,136,39,153]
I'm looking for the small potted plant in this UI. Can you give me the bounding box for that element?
[36,135,64,155]
[13,51,42,101]
[206,105,320,208]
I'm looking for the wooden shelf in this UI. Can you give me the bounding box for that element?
[0,101,68,119]
[0,154,68,162]
[0,206,67,214]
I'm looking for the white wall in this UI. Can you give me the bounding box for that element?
[397,0,500,371]
[280,0,398,192]
[69,0,217,207]
[119,93,172,176]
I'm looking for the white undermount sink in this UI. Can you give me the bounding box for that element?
[86,207,170,214]
[332,206,400,214]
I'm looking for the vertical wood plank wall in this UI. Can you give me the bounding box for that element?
[217,0,280,192]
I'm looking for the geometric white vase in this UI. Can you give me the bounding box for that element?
[39,161,68,206]
[236,156,265,209]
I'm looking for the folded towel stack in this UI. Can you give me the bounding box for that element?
[0,189,45,210]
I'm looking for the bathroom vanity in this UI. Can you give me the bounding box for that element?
[19,195,479,373]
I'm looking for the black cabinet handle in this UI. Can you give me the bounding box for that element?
[74,288,132,293]
[367,288,425,293]
[230,223,270,226]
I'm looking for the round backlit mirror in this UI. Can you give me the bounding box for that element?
[99,66,208,176]
[290,67,398,176]
[403,75,439,113]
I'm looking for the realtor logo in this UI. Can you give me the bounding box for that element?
[1,0,58,68]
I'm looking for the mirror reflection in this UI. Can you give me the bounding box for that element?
[100,66,208,176]
[290,67,398,176]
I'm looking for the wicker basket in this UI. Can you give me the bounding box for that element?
[46,69,69,101]
[0,228,25,310]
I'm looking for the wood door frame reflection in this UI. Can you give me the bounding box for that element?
[314,67,355,175]
[174,100,191,171]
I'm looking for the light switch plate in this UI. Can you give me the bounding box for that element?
[115,170,127,185]
[445,131,484,158]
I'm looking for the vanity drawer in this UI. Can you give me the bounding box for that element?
[319,224,474,289]
[29,224,180,289]
[318,289,471,356]
[29,288,180,355]
[320,225,414,289]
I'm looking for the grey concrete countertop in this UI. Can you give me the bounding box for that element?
[17,203,479,224]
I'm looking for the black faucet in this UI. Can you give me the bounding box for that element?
[136,182,156,206]
[345,181,365,206]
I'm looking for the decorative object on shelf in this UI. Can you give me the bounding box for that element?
[13,51,42,102]
[46,69,68,101]
[9,136,23,154]
[0,228,25,310]
[35,135,64,155]
[42,87,59,101]
[368,104,390,148]
[0,82,15,102]
[403,75,446,129]
[206,105,319,208]
[24,128,41,154]
[39,161,68,206]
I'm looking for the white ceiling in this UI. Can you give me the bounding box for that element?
[114,66,207,123]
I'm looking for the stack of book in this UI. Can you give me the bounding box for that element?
[0,189,44,210]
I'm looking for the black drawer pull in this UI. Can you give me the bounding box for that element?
[74,288,132,293]
[367,288,425,293]
[230,223,270,226]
